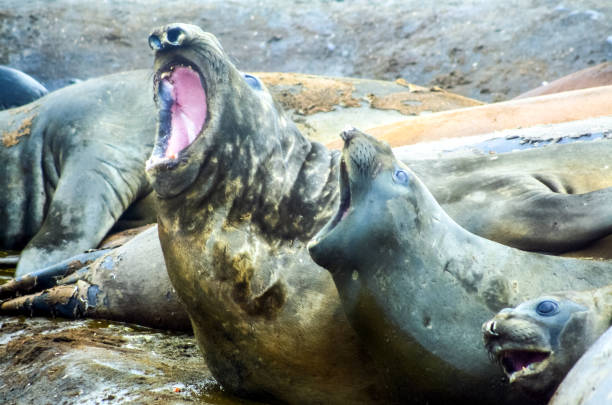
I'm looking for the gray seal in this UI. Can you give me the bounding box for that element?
[307,128,612,404]
[483,286,612,402]
[1,69,158,276]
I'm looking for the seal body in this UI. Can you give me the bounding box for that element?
[0,66,48,110]
[549,323,612,405]
[147,24,387,404]
[483,286,612,401]
[308,129,612,404]
[1,70,157,276]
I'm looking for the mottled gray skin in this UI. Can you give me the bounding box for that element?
[549,322,612,405]
[0,66,48,110]
[483,286,612,402]
[1,70,157,276]
[147,24,387,404]
[308,129,612,404]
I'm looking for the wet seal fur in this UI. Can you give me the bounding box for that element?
[483,286,612,402]
[307,129,612,404]
[146,24,387,404]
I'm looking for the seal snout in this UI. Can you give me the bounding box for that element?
[149,25,188,51]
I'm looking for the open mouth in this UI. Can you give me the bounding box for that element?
[152,62,208,163]
[498,350,551,382]
[327,158,352,230]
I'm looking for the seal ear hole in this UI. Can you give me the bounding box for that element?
[148,34,162,50]
[392,169,410,185]
[535,299,560,317]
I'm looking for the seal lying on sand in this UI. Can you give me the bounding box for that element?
[1,69,159,276]
[0,66,48,110]
[308,128,612,404]
[483,286,612,402]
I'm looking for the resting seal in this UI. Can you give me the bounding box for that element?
[307,128,612,404]
[483,286,612,402]
[1,69,158,276]
[0,66,48,110]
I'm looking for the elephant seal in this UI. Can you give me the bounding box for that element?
[0,66,48,110]
[1,69,158,276]
[307,128,612,404]
[146,23,388,404]
[483,286,612,402]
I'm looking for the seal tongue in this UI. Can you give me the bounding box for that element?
[164,67,207,159]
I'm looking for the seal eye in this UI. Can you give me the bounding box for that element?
[148,34,162,51]
[244,74,262,90]
[392,169,410,185]
[536,300,559,317]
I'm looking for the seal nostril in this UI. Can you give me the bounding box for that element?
[148,34,162,50]
[166,27,184,46]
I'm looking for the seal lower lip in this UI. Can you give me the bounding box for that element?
[156,65,208,160]
[328,159,351,229]
[500,350,550,376]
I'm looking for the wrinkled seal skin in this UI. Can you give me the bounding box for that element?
[1,70,157,276]
[308,129,612,404]
[483,286,612,402]
[0,66,48,110]
[147,24,387,404]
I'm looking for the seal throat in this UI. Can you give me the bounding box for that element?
[499,350,550,380]
[156,64,208,160]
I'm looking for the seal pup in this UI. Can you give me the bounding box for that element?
[146,23,387,404]
[308,128,612,404]
[483,286,612,402]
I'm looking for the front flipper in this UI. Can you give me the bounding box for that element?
[466,186,612,256]
[2,227,191,331]
[16,152,150,276]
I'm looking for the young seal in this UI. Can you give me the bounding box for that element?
[307,128,612,404]
[483,286,612,402]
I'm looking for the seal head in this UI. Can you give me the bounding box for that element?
[483,294,593,400]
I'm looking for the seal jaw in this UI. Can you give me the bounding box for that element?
[497,349,552,383]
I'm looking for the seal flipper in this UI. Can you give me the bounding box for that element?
[2,227,191,331]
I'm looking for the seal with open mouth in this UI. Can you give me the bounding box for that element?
[483,286,612,402]
[146,23,387,404]
[308,128,612,404]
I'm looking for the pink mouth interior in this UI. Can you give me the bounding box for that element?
[502,351,549,373]
[163,67,207,159]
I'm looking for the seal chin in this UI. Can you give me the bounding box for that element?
[496,349,551,383]
[147,62,208,170]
